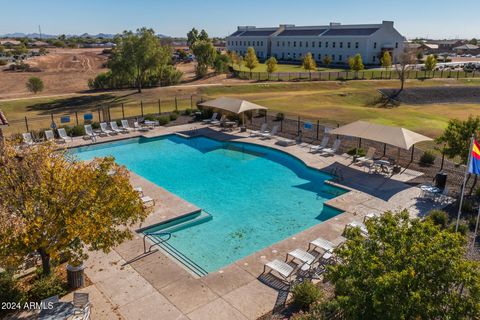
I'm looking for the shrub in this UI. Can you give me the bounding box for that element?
[0,272,25,315]
[157,116,170,126]
[462,199,475,213]
[347,147,366,157]
[420,150,436,165]
[468,215,478,231]
[275,112,285,121]
[292,281,322,311]
[169,112,178,121]
[28,274,66,302]
[426,210,449,229]
[64,125,85,137]
[183,108,192,116]
[449,222,469,236]
[144,115,156,121]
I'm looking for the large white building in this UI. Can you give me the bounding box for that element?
[226,21,404,65]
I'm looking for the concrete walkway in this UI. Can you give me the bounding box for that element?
[64,123,448,319]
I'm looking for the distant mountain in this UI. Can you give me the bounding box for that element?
[1,32,170,39]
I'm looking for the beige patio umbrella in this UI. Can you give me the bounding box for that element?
[198,97,267,127]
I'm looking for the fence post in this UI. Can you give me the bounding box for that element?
[410,145,415,162]
[75,112,79,125]
[297,115,301,136]
[175,96,178,112]
[380,71,383,79]
[440,150,445,171]
[280,119,283,132]
[97,108,101,122]
[107,106,111,122]
[121,103,125,119]
[24,116,29,132]
[457,71,460,79]
[140,101,144,117]
[50,113,54,127]
[264,110,267,124]
[190,95,193,109]
[316,119,320,140]
[383,143,387,156]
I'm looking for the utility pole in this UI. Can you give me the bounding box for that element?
[38,25,42,39]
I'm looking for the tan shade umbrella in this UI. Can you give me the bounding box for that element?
[199,97,267,114]
[328,120,432,150]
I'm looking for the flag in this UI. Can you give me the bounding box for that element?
[469,139,480,175]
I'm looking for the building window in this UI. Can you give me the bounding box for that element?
[347,42,351,48]
[312,41,315,47]
[282,41,285,47]
[293,41,296,47]
[340,42,343,48]
[319,41,322,48]
[355,42,359,49]
[318,53,321,60]
[339,55,343,61]
[277,41,279,47]
[248,41,250,46]
[306,42,308,48]
[395,42,399,49]
[332,42,336,48]
[293,53,296,58]
[332,54,335,61]
[300,41,302,47]
[326,42,329,48]
[374,42,377,49]
[373,56,376,62]
[288,41,290,47]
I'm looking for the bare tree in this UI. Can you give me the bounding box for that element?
[394,49,416,97]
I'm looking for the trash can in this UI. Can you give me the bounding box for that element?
[67,264,85,289]
[435,172,447,190]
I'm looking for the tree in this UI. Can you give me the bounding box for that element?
[12,43,28,56]
[0,45,5,54]
[198,29,209,42]
[0,142,148,275]
[469,38,478,45]
[381,51,392,70]
[26,77,44,94]
[327,211,480,319]
[394,49,416,95]
[213,54,231,74]
[187,28,199,48]
[265,56,278,80]
[424,54,437,72]
[192,40,216,78]
[348,54,364,78]
[109,27,171,92]
[323,55,332,67]
[244,47,259,78]
[302,52,317,79]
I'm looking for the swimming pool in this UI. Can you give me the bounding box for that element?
[72,135,346,274]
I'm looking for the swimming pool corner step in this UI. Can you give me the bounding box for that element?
[155,210,212,234]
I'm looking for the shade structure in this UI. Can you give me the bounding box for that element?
[198,97,267,114]
[328,120,432,150]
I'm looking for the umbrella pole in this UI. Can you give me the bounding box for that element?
[242,112,245,128]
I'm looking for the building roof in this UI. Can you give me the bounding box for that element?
[430,40,464,45]
[323,28,379,36]
[228,29,277,37]
[453,44,479,50]
[0,39,21,46]
[0,110,9,126]
[277,29,327,37]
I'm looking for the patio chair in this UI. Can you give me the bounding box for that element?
[84,125,98,140]
[22,132,35,145]
[286,249,316,265]
[276,137,296,147]
[345,221,369,236]
[309,136,330,153]
[202,112,218,124]
[121,120,133,131]
[45,130,55,141]
[134,121,149,132]
[308,237,335,253]
[72,292,91,319]
[250,123,269,137]
[211,115,226,126]
[110,121,126,134]
[141,195,155,207]
[260,125,279,139]
[100,122,116,135]
[134,186,144,196]
[355,147,376,165]
[263,259,297,283]
[320,139,342,156]
[144,120,159,129]
[40,295,59,309]
[57,128,71,143]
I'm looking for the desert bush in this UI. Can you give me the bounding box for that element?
[28,274,66,302]
[183,108,192,115]
[64,125,85,137]
[420,150,436,165]
[169,112,178,121]
[426,210,449,229]
[292,281,322,311]
[347,147,366,157]
[157,116,170,126]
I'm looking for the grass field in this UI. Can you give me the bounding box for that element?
[1,78,479,139]
[232,63,343,73]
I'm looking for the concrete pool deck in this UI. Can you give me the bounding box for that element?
[65,123,450,320]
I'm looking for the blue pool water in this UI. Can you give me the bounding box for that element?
[72,135,346,273]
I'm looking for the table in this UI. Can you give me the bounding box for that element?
[373,159,393,175]
[421,185,441,199]
[39,302,75,320]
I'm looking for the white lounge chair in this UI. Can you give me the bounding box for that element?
[320,139,342,156]
[110,121,126,133]
[144,120,159,129]
[57,128,71,143]
[250,123,269,137]
[45,130,55,141]
[134,186,144,196]
[121,120,133,131]
[356,147,376,164]
[345,221,369,236]
[141,196,155,207]
[100,122,116,135]
[202,112,218,124]
[260,125,279,139]
[134,121,149,132]
[84,124,98,141]
[287,249,316,265]
[308,237,335,253]
[22,132,34,145]
[309,136,330,153]
[211,115,226,126]
[263,259,296,282]
[364,212,380,222]
[276,137,296,146]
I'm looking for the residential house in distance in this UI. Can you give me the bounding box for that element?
[226,21,405,65]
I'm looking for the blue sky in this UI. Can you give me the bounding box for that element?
[1,0,479,39]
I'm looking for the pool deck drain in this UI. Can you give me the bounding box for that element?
[64,123,451,320]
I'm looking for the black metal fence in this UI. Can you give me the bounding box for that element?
[235,69,480,81]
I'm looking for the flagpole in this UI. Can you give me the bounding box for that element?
[455,135,474,231]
